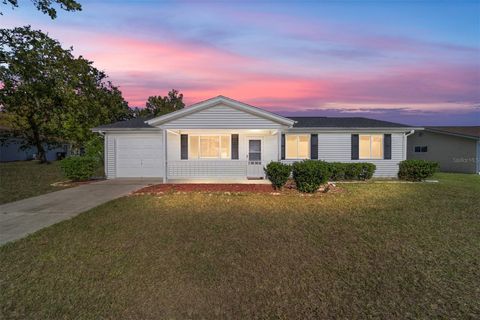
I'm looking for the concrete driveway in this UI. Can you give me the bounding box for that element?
[0,179,160,245]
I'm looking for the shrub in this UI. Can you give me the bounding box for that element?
[357,163,376,180]
[85,136,104,164]
[329,162,347,181]
[264,162,291,190]
[328,162,376,181]
[292,160,330,193]
[398,159,438,181]
[61,156,98,181]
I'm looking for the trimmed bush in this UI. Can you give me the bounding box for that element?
[264,162,291,190]
[398,159,438,181]
[329,162,347,181]
[61,156,98,181]
[328,162,376,181]
[357,163,376,180]
[292,160,330,193]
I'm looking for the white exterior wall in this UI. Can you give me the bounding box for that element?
[104,132,163,179]
[160,104,285,129]
[282,132,406,177]
[103,130,406,179]
[166,130,279,179]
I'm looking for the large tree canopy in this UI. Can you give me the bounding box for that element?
[0,26,130,162]
[2,0,81,19]
[134,89,185,118]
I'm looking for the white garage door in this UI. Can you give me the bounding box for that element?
[116,136,163,177]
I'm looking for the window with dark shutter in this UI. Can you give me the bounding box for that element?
[281,134,285,160]
[384,134,392,159]
[310,134,318,159]
[351,134,359,160]
[180,134,188,160]
[231,134,239,159]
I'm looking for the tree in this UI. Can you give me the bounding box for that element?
[0,26,130,162]
[142,89,185,117]
[2,0,81,19]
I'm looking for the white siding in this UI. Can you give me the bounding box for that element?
[282,132,405,177]
[160,104,285,129]
[104,132,163,179]
[105,134,116,178]
[166,131,279,179]
[167,161,247,179]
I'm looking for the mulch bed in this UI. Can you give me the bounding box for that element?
[135,182,344,195]
[135,184,276,194]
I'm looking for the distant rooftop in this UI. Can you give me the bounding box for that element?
[426,126,480,139]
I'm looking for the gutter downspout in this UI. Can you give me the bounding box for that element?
[163,129,167,184]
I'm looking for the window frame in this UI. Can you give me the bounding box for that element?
[285,134,310,160]
[414,145,428,153]
[359,134,384,160]
[188,134,231,160]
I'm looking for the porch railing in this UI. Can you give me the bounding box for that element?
[167,160,266,179]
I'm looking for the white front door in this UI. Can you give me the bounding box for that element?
[247,138,264,178]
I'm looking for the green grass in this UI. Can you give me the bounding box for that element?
[1,173,479,318]
[0,161,69,204]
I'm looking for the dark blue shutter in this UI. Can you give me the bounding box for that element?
[231,134,239,159]
[180,134,188,160]
[351,134,359,160]
[384,134,392,159]
[281,134,285,160]
[310,134,318,159]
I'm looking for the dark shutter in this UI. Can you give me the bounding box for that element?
[281,134,285,160]
[231,134,239,159]
[384,134,392,160]
[310,134,318,159]
[351,134,359,160]
[180,134,188,160]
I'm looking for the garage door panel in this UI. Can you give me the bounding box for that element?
[115,135,163,178]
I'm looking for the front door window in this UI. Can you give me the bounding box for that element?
[249,140,261,161]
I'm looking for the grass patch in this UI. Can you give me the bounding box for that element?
[0,161,69,204]
[1,173,479,318]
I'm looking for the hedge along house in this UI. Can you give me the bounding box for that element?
[92,96,421,182]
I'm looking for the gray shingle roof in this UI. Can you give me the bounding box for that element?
[94,117,155,129]
[288,117,412,128]
[94,115,414,130]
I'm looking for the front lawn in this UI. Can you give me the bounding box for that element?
[1,173,479,318]
[0,161,68,204]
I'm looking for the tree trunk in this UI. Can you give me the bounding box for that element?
[32,126,47,163]
[28,114,48,163]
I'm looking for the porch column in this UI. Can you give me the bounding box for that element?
[163,128,167,183]
[277,130,282,161]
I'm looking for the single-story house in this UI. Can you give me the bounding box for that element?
[407,126,480,174]
[93,96,420,182]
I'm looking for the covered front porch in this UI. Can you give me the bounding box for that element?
[163,129,281,182]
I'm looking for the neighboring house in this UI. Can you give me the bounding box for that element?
[92,96,420,182]
[0,127,68,162]
[408,126,480,174]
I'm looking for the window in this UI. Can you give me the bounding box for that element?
[414,146,428,153]
[286,134,310,159]
[189,135,231,159]
[359,134,383,159]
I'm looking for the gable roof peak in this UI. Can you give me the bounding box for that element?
[145,95,295,127]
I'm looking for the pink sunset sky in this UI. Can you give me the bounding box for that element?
[2,0,479,125]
